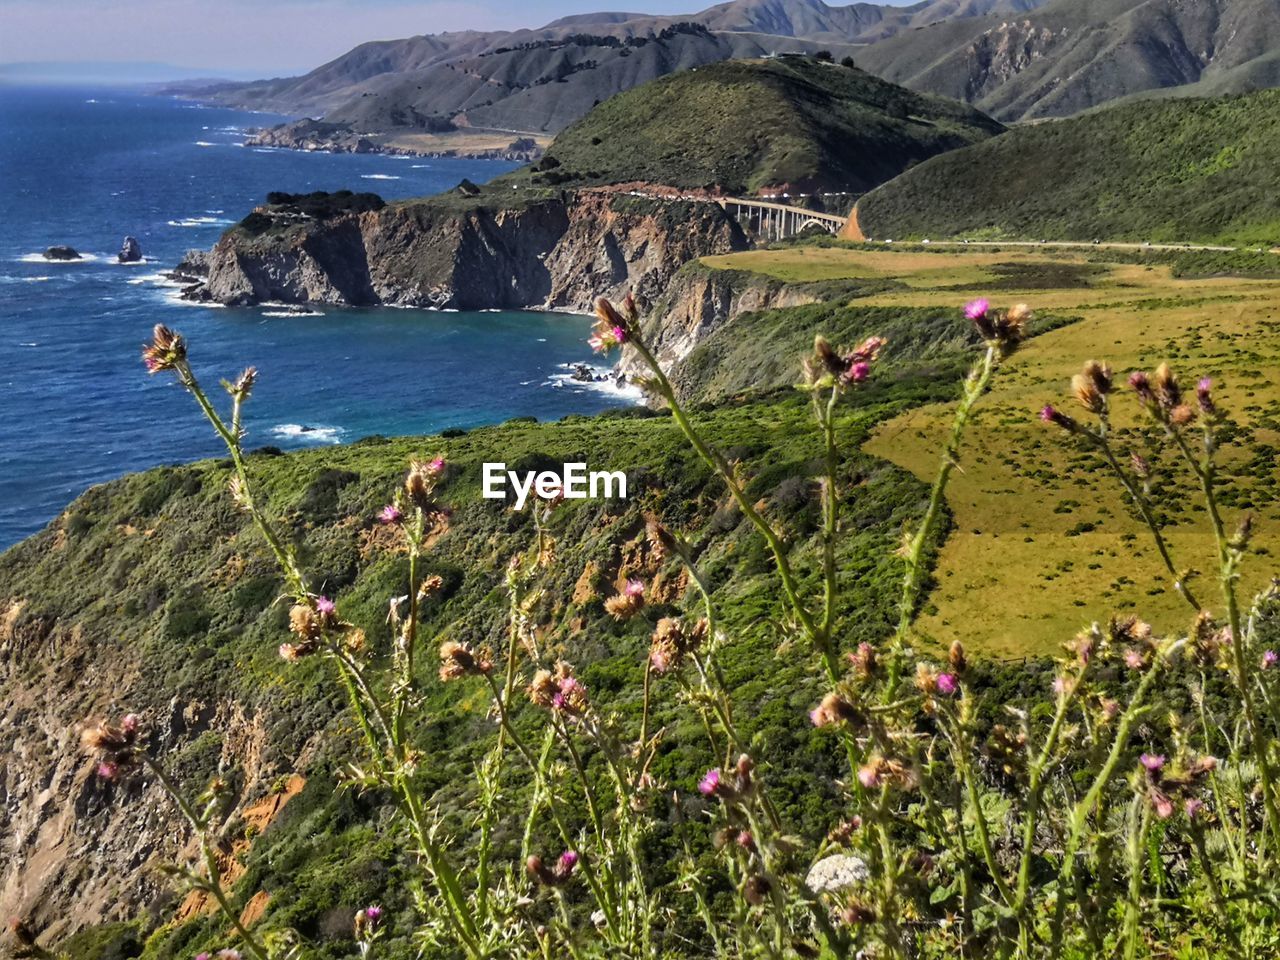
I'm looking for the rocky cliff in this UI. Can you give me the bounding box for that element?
[185,190,749,314]
[620,264,825,381]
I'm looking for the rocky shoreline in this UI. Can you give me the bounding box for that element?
[244,118,545,162]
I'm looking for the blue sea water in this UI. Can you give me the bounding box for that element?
[0,87,633,549]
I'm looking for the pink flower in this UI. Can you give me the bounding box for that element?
[624,579,644,598]
[121,714,140,734]
[1124,648,1145,671]
[378,504,402,525]
[1263,650,1278,670]
[96,762,118,780]
[808,706,825,726]
[1152,791,1174,820]
[1129,371,1153,403]
[698,768,721,796]
[428,457,446,474]
[315,596,335,616]
[558,850,579,872]
[964,298,990,321]
[364,905,383,927]
[1196,377,1215,414]
[848,361,871,383]
[857,765,880,790]
[650,647,672,673]
[1185,798,1205,821]
[935,673,957,696]
[1140,753,1165,772]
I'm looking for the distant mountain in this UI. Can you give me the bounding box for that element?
[186,0,1053,134]
[857,89,1280,245]
[182,0,1280,137]
[0,61,259,85]
[522,56,1004,193]
[855,0,1280,120]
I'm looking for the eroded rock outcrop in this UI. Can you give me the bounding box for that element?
[184,190,749,314]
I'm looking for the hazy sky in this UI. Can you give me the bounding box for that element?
[0,0,900,76]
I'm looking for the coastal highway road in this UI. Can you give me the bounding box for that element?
[876,239,1261,254]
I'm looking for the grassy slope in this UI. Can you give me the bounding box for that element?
[4,359,976,958]
[695,241,1280,654]
[519,56,1004,194]
[857,91,1280,246]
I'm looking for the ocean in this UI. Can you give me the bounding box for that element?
[0,86,634,549]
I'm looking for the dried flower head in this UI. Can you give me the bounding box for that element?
[142,324,186,373]
[743,874,772,907]
[81,714,143,775]
[404,458,445,511]
[604,579,645,620]
[1154,363,1182,411]
[809,691,861,728]
[648,616,707,674]
[438,640,492,680]
[1071,360,1112,414]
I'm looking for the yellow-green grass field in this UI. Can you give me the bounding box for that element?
[702,245,1280,658]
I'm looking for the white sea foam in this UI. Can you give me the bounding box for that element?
[167,216,234,228]
[271,423,343,443]
[263,309,325,318]
[19,252,100,263]
[411,164,432,169]
[194,141,217,147]
[361,173,400,180]
[546,366,644,403]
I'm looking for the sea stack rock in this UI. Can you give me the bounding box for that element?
[117,236,143,263]
[43,245,81,261]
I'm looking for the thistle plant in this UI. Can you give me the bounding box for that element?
[37,300,1280,960]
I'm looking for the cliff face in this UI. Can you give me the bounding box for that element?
[620,265,825,380]
[190,191,749,314]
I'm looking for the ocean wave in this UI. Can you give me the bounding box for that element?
[18,252,100,263]
[546,367,645,403]
[194,141,217,147]
[262,309,325,318]
[167,216,234,228]
[411,164,432,169]
[361,174,400,180]
[271,423,343,444]
[113,257,150,266]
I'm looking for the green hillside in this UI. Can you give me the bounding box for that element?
[857,91,1280,246]
[520,56,1004,194]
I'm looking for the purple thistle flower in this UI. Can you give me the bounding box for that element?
[1185,798,1205,821]
[935,673,958,696]
[698,768,721,796]
[848,361,871,383]
[364,905,383,927]
[315,596,335,616]
[378,504,402,525]
[964,298,990,321]
[428,456,446,474]
[1140,753,1166,772]
[1124,649,1145,671]
[1196,376,1215,414]
[1264,650,1279,671]
[558,850,579,873]
[624,578,645,598]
